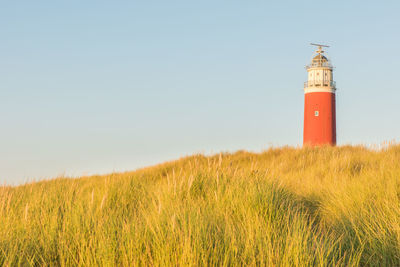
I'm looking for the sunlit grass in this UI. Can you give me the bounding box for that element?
[1,145,400,265]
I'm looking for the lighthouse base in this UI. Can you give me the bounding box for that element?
[303,92,336,146]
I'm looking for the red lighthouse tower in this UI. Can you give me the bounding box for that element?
[303,43,336,146]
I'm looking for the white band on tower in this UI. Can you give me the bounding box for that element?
[304,87,336,94]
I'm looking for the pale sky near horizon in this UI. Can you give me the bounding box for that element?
[1,1,400,184]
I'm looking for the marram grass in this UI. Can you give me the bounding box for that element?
[2,145,400,266]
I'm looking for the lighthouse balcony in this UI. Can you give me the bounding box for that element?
[306,62,333,69]
[304,81,336,88]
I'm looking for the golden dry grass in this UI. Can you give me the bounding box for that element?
[1,145,400,266]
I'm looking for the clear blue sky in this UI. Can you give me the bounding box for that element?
[1,1,399,184]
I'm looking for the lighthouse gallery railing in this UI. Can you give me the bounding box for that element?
[304,81,336,88]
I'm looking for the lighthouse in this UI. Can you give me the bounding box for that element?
[303,43,336,146]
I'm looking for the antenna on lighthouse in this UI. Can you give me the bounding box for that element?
[310,43,330,54]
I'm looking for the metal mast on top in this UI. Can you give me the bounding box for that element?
[310,43,330,54]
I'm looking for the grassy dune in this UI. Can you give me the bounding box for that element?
[1,145,400,266]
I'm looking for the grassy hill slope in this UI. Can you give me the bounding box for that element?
[2,146,400,266]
